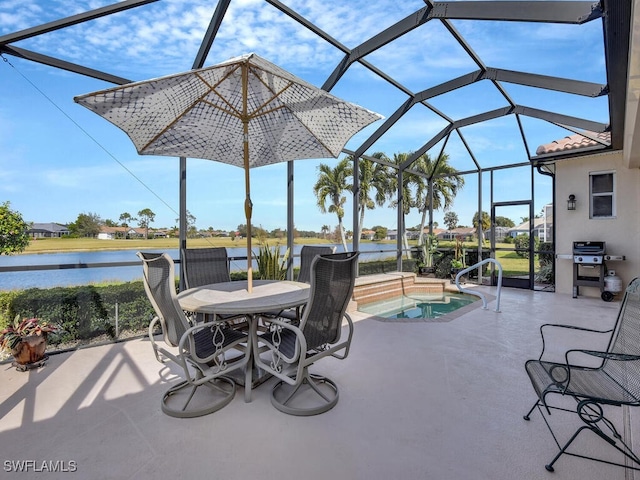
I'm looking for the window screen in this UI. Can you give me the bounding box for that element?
[590,172,615,218]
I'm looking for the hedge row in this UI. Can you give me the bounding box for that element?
[0,282,156,345]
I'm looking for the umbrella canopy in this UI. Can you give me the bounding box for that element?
[74,53,382,291]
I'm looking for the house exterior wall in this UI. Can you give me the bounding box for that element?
[555,151,640,297]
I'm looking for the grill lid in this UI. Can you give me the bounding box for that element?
[573,241,605,255]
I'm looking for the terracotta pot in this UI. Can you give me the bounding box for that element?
[11,334,47,365]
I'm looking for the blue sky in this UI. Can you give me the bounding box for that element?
[0,0,608,233]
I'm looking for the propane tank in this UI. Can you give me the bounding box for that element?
[602,270,622,302]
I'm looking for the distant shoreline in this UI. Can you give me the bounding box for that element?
[21,237,377,255]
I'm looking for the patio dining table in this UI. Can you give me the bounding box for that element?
[177,279,310,402]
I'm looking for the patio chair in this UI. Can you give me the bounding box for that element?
[262,245,336,323]
[523,277,640,472]
[297,245,336,283]
[182,247,231,288]
[182,247,247,328]
[138,252,249,418]
[253,252,359,416]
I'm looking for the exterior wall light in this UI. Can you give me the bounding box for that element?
[567,194,576,211]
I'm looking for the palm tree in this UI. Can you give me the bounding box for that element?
[321,224,330,238]
[313,158,352,251]
[353,152,393,239]
[413,153,464,245]
[388,152,418,254]
[472,211,491,242]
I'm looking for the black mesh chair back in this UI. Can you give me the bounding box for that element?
[182,247,230,289]
[297,245,335,284]
[300,252,358,349]
[138,252,188,348]
[602,283,640,402]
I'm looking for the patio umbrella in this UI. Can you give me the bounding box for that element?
[74,53,382,292]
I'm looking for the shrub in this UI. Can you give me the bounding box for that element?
[538,242,554,267]
[514,234,540,259]
[1,282,155,346]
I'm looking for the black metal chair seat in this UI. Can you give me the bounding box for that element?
[526,358,640,406]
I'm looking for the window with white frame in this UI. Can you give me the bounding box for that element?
[589,171,615,218]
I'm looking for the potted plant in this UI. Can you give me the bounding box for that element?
[0,316,57,370]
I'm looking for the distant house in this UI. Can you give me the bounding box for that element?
[437,227,475,241]
[98,226,144,239]
[28,223,70,238]
[508,218,547,239]
[485,226,511,242]
[385,228,445,242]
[360,229,376,241]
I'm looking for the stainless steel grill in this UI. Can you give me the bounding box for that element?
[573,241,605,265]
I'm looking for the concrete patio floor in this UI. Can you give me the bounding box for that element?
[0,285,637,480]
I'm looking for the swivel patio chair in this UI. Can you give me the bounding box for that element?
[296,245,336,283]
[253,252,358,416]
[182,247,247,328]
[262,245,336,323]
[138,252,249,418]
[523,277,640,472]
[182,247,231,288]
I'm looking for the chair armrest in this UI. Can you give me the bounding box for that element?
[566,349,640,363]
[559,350,640,395]
[253,317,307,385]
[327,312,355,360]
[538,323,614,362]
[179,318,247,365]
[255,317,306,362]
[540,323,613,335]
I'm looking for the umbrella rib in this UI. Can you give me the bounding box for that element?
[246,65,337,155]
[248,65,296,119]
[140,68,245,151]
[196,69,244,119]
[140,93,213,152]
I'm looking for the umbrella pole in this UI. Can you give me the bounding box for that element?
[245,179,253,293]
[242,62,253,293]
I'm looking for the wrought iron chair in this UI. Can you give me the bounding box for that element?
[182,247,247,328]
[253,252,358,416]
[523,277,640,472]
[138,252,249,417]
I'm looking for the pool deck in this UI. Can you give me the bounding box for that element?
[1,283,637,480]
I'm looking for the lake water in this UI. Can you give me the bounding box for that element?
[0,243,398,290]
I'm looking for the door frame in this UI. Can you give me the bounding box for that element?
[491,200,535,289]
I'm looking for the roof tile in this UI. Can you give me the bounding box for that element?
[535,131,611,156]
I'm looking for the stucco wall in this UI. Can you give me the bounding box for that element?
[555,151,640,298]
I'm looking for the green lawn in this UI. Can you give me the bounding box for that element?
[23,236,332,254]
